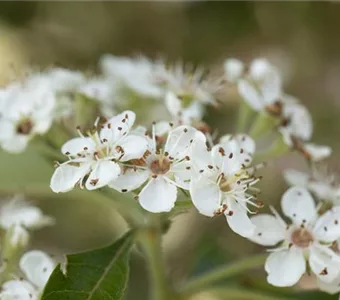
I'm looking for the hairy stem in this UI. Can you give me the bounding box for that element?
[181,253,267,297]
[138,221,173,300]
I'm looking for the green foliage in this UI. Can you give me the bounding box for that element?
[41,231,134,300]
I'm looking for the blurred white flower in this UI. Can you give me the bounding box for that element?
[0,82,56,153]
[19,250,55,290]
[189,133,260,238]
[225,58,283,113]
[0,280,39,300]
[0,250,56,299]
[249,187,340,287]
[110,125,200,213]
[50,111,148,193]
[0,195,53,230]
[100,54,164,98]
[161,62,223,108]
[284,168,340,204]
[224,58,244,83]
[78,77,118,116]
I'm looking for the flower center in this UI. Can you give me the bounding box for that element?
[291,228,314,248]
[16,119,33,135]
[219,177,231,192]
[150,157,171,175]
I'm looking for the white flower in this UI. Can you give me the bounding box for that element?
[0,195,53,230]
[189,133,260,238]
[161,62,223,107]
[284,169,340,204]
[249,187,340,287]
[110,125,201,213]
[277,95,331,161]
[19,250,55,290]
[100,54,164,98]
[78,77,118,116]
[224,58,244,83]
[0,280,39,300]
[0,82,56,153]
[164,92,204,126]
[225,58,282,112]
[0,250,56,299]
[50,111,148,193]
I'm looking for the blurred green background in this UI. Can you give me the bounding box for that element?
[1,2,340,299]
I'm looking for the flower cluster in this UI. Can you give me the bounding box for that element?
[0,69,84,153]
[249,187,340,288]
[0,196,55,299]
[1,54,338,298]
[225,58,331,161]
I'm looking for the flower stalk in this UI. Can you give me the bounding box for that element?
[180,253,268,297]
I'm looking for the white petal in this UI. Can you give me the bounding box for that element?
[249,214,286,246]
[100,110,136,144]
[139,177,177,213]
[317,277,340,295]
[190,177,221,217]
[225,200,256,238]
[238,79,263,111]
[249,58,275,81]
[20,250,55,289]
[211,143,244,176]
[1,135,29,153]
[282,102,312,141]
[309,246,340,283]
[189,132,212,172]
[265,249,306,287]
[165,92,182,117]
[281,187,317,225]
[303,143,332,162]
[260,70,282,105]
[171,160,192,190]
[313,208,340,242]
[154,121,171,136]
[61,137,95,156]
[219,134,256,156]
[117,135,148,161]
[283,169,309,187]
[85,160,121,190]
[164,125,198,159]
[0,280,38,300]
[0,196,53,230]
[50,163,91,193]
[224,58,244,83]
[109,168,149,192]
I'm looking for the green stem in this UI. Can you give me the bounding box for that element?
[181,253,267,297]
[249,113,276,140]
[137,221,173,300]
[236,101,253,133]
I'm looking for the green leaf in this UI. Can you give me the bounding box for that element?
[41,231,134,300]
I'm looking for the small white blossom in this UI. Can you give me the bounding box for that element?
[189,133,260,238]
[100,54,164,98]
[78,77,118,116]
[249,187,340,287]
[0,280,38,300]
[110,125,201,213]
[19,250,55,290]
[224,58,244,83]
[50,111,148,193]
[225,58,282,112]
[0,195,53,230]
[284,168,340,204]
